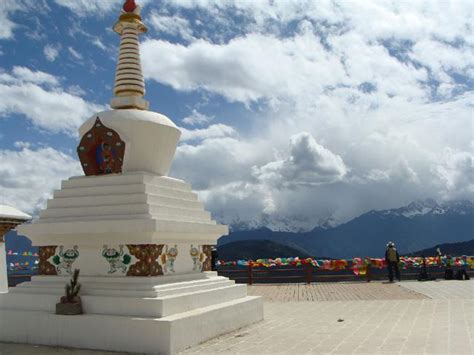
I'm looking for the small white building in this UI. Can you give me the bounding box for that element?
[0,205,31,293]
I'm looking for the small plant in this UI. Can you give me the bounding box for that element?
[63,269,81,303]
[56,269,83,315]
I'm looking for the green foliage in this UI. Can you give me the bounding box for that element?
[65,269,81,302]
[122,254,132,265]
[52,255,60,265]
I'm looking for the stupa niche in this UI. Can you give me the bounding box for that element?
[0,2,263,354]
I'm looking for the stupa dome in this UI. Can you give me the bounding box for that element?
[78,109,181,176]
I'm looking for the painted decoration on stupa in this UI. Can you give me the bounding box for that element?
[37,243,213,276]
[102,245,132,274]
[38,246,58,275]
[77,117,125,176]
[126,244,164,276]
[160,244,178,274]
[201,245,213,272]
[51,245,79,275]
[189,245,209,272]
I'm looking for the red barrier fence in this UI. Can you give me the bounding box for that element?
[217,255,474,284]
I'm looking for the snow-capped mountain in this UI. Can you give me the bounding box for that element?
[379,199,473,219]
[227,213,338,233]
[219,199,474,258]
[225,199,473,234]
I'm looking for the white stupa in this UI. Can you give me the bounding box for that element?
[0,205,31,293]
[0,1,262,353]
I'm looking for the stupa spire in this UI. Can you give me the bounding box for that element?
[110,0,149,110]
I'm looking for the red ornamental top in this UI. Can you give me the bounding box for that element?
[123,0,137,13]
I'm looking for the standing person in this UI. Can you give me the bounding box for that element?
[385,242,400,282]
[436,247,443,266]
[211,246,218,271]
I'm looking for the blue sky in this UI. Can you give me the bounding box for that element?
[0,0,473,231]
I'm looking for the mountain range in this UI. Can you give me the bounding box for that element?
[219,199,474,258]
[408,239,474,257]
[5,199,473,260]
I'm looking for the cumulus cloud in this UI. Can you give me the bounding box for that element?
[0,66,105,135]
[0,145,81,215]
[253,132,347,188]
[173,136,266,190]
[162,0,473,229]
[142,33,351,104]
[3,0,472,231]
[434,148,474,200]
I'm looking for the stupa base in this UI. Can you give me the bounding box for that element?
[0,273,263,354]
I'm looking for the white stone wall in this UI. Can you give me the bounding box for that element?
[0,244,7,292]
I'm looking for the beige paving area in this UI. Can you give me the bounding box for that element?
[247,281,427,301]
[183,298,474,354]
[1,281,473,355]
[400,279,474,300]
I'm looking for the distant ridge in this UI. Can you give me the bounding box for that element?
[217,239,311,260]
[407,239,474,257]
[219,199,474,259]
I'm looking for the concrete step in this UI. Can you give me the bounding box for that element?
[40,198,205,219]
[54,184,197,200]
[21,274,225,290]
[1,284,249,318]
[62,174,191,191]
[53,184,197,201]
[11,280,235,298]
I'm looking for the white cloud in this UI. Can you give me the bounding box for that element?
[0,145,81,215]
[91,37,107,51]
[0,0,48,40]
[149,12,194,42]
[156,0,473,230]
[0,14,17,40]
[68,46,83,60]
[434,148,474,200]
[173,135,269,190]
[0,0,23,39]
[179,123,236,141]
[9,66,58,86]
[54,0,152,16]
[43,44,61,62]
[0,67,104,135]
[182,109,214,126]
[3,0,472,231]
[253,132,348,188]
[142,31,428,106]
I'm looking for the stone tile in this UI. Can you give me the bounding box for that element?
[2,282,474,355]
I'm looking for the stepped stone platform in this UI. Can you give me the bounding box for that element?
[19,173,227,245]
[0,272,262,354]
[1,280,472,354]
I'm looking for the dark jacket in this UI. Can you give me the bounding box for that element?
[385,248,400,263]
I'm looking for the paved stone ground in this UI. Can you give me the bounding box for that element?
[1,280,473,355]
[182,298,474,354]
[247,281,427,302]
[400,279,474,300]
